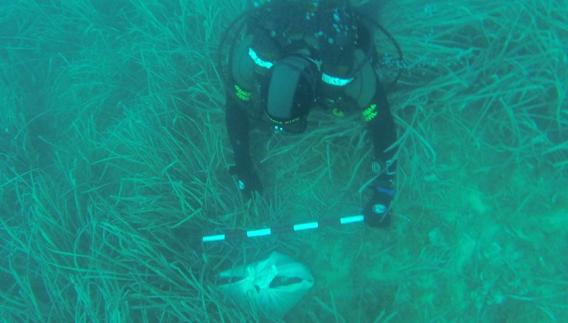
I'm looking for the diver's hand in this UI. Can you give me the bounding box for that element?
[364,177,395,228]
[229,165,263,198]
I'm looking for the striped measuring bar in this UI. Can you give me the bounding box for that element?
[201,214,365,243]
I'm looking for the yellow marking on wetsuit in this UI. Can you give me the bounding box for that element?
[362,103,378,122]
[234,84,252,102]
[332,107,345,117]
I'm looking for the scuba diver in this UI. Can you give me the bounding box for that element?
[222,0,398,228]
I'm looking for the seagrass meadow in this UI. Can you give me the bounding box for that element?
[1,0,567,322]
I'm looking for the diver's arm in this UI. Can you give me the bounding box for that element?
[366,81,397,179]
[225,29,258,173]
[225,94,253,172]
[225,91,263,195]
[361,80,397,227]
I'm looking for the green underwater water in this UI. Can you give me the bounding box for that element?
[1,0,567,322]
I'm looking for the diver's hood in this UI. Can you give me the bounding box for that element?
[266,54,318,132]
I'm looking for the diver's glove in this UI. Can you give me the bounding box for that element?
[364,176,395,228]
[229,165,263,198]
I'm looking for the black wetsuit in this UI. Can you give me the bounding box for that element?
[226,1,397,181]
